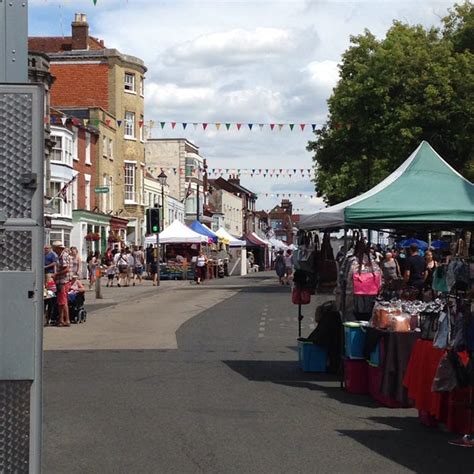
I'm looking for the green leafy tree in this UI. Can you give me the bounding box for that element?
[308,2,474,205]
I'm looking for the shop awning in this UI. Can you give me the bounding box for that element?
[245,232,270,247]
[300,141,474,230]
[145,220,207,245]
[216,227,246,247]
[189,220,218,243]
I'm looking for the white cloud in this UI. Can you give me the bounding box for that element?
[167,28,295,66]
[304,60,340,93]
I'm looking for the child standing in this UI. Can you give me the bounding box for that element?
[106,261,116,287]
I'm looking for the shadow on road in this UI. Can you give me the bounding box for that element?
[339,416,474,473]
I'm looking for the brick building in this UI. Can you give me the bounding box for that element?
[267,199,296,244]
[29,12,147,245]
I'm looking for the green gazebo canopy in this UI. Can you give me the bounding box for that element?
[300,141,474,230]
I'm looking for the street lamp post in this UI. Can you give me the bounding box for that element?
[157,169,167,287]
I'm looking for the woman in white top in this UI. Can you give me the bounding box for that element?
[195,251,207,285]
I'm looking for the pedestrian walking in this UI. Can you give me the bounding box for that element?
[52,240,72,327]
[87,250,100,290]
[274,250,286,285]
[132,245,145,286]
[284,249,294,285]
[69,246,82,278]
[105,261,116,287]
[114,248,129,287]
[126,248,135,286]
[195,251,207,285]
[44,244,58,274]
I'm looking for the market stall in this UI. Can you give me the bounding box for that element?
[244,232,271,271]
[299,141,474,230]
[216,227,247,276]
[295,141,473,438]
[144,220,207,280]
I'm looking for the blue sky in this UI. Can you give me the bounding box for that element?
[29,0,456,213]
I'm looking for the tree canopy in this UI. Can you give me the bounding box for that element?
[308,2,474,205]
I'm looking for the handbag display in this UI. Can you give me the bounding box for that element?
[353,271,382,296]
[419,312,439,340]
[317,233,338,289]
[292,287,311,305]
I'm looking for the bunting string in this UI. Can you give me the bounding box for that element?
[146,166,313,179]
[150,120,317,132]
[46,116,319,133]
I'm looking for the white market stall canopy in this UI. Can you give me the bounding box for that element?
[216,227,247,247]
[144,220,208,245]
[269,238,288,250]
[299,141,474,230]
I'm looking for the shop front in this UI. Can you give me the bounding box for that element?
[109,216,129,251]
[71,210,111,277]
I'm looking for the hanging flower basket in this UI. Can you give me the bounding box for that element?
[85,232,101,242]
[107,230,123,243]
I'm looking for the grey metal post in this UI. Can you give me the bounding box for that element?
[1,2,45,472]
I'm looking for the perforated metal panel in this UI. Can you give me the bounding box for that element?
[0,380,31,473]
[0,230,32,271]
[0,92,33,219]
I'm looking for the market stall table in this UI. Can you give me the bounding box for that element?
[363,327,420,407]
[403,339,472,434]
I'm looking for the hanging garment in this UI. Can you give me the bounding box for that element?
[432,265,449,293]
[433,311,449,350]
[432,352,458,392]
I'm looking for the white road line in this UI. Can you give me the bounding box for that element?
[258,334,265,338]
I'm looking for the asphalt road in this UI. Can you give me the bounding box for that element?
[43,274,474,473]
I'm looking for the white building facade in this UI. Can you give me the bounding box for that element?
[209,188,243,237]
[145,139,204,224]
[48,125,75,246]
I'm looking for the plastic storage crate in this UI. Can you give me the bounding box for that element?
[344,322,368,359]
[344,358,369,394]
[298,341,327,372]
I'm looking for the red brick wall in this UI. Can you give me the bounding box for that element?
[51,63,109,110]
[72,127,98,209]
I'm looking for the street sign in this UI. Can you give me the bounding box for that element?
[94,186,109,193]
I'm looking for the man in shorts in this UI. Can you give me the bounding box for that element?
[52,240,72,327]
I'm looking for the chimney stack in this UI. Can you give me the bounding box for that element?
[71,13,89,50]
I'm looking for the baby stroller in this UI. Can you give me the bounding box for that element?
[68,291,87,324]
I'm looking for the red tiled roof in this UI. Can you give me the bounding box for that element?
[28,36,105,53]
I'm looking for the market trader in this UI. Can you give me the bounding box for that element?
[403,243,427,297]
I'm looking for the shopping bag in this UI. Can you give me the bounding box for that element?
[352,272,381,296]
[292,287,311,305]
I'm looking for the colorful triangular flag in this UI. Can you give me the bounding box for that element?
[278,124,284,131]
[270,124,275,131]
[236,123,242,130]
[259,124,264,131]
[182,123,188,130]
[300,124,305,131]
[171,122,177,129]
[311,124,316,131]
[117,120,122,127]
[225,123,231,130]
[215,123,221,131]
[61,116,67,125]
[160,122,166,129]
[289,124,294,131]
[202,123,208,130]
[248,123,253,131]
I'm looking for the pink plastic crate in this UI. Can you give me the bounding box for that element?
[344,359,369,394]
[367,365,402,408]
